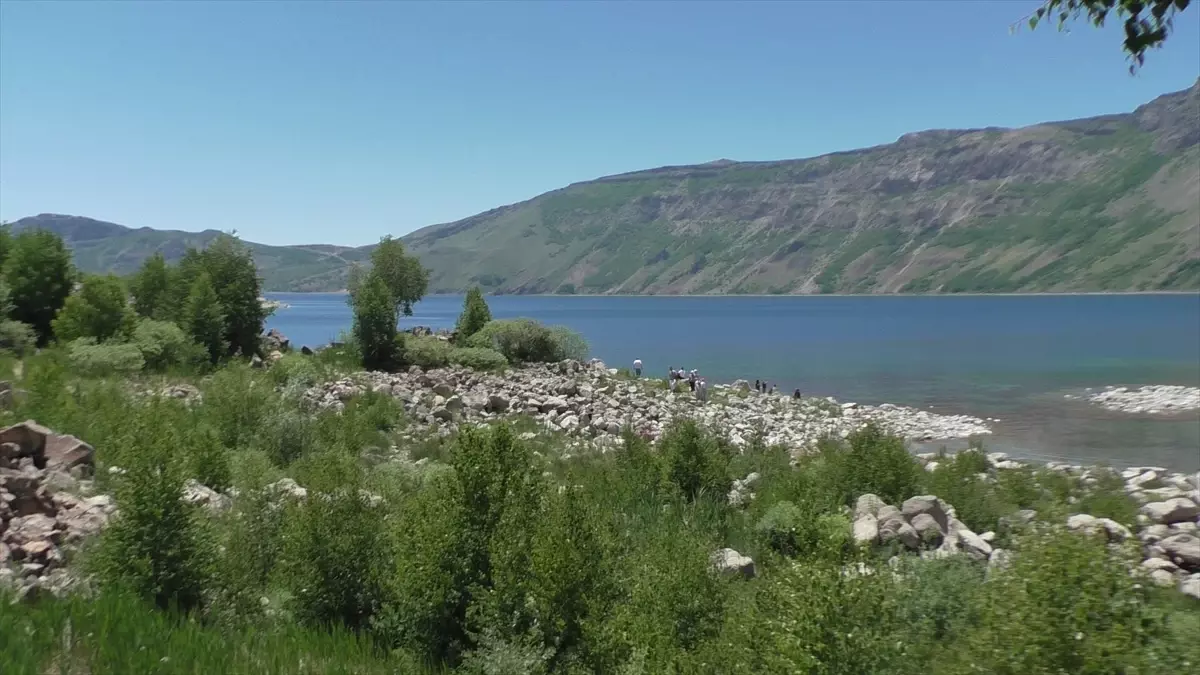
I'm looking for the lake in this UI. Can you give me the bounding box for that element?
[265,293,1200,472]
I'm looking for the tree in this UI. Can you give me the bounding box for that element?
[197,235,268,357]
[368,236,428,317]
[0,222,11,269]
[1016,0,1192,71]
[349,269,400,371]
[52,273,136,343]
[185,272,227,364]
[1,229,76,345]
[455,286,492,340]
[130,252,173,320]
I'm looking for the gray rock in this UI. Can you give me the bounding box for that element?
[854,494,886,521]
[1141,557,1180,574]
[1160,533,1200,570]
[853,514,879,545]
[879,518,920,550]
[1141,498,1200,525]
[710,548,756,579]
[1149,569,1178,587]
[1181,574,1200,600]
[909,513,945,546]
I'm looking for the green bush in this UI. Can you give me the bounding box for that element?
[0,318,35,356]
[658,419,733,502]
[282,455,393,631]
[52,273,136,344]
[1077,467,1141,527]
[817,422,924,507]
[949,527,1176,674]
[465,318,588,364]
[349,268,401,371]
[455,286,492,340]
[448,346,508,371]
[755,501,852,560]
[132,318,201,371]
[405,334,451,368]
[91,401,214,613]
[67,338,146,376]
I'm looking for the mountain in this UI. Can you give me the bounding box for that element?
[8,214,372,292]
[403,79,1200,294]
[10,80,1200,294]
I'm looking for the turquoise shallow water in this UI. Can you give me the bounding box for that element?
[266,293,1200,471]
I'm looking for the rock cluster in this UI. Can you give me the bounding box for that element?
[0,421,114,600]
[1070,385,1200,414]
[908,451,1200,599]
[303,360,992,453]
[852,493,1003,567]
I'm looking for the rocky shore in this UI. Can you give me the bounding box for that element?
[302,359,992,452]
[1070,385,1200,414]
[844,453,1200,600]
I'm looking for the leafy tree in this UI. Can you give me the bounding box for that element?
[0,222,11,268]
[1016,0,1192,71]
[367,236,428,317]
[349,269,401,371]
[130,252,173,320]
[52,273,136,343]
[1,228,75,345]
[185,272,227,364]
[455,286,493,340]
[0,279,35,355]
[197,235,268,357]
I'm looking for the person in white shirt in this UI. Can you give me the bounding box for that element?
[633,358,643,377]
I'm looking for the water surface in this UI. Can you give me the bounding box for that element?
[266,293,1200,471]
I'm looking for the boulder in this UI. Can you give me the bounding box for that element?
[1141,557,1180,574]
[854,493,885,521]
[710,548,756,579]
[852,514,879,545]
[1159,533,1200,570]
[910,513,945,546]
[1141,498,1200,525]
[949,519,993,561]
[879,518,919,550]
[1181,574,1200,600]
[485,394,510,413]
[1149,569,1178,587]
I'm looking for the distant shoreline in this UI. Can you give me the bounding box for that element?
[265,290,1200,298]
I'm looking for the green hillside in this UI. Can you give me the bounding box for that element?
[12,79,1199,294]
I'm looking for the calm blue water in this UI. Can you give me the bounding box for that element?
[266,293,1200,471]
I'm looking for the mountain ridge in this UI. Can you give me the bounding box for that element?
[10,79,1200,294]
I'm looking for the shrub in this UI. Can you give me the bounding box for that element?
[950,527,1173,674]
[817,423,923,506]
[405,334,451,368]
[52,273,135,343]
[1077,467,1141,527]
[449,346,508,372]
[455,286,493,340]
[922,451,1014,533]
[466,318,588,364]
[67,339,145,376]
[755,501,852,560]
[91,401,214,613]
[0,318,35,356]
[658,419,733,502]
[132,318,200,371]
[282,455,393,631]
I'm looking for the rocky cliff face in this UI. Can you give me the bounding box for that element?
[404,79,1200,295]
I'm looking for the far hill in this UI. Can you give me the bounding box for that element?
[8,214,372,292]
[11,79,1200,294]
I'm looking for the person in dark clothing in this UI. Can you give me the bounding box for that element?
[754,379,761,393]
[793,388,802,400]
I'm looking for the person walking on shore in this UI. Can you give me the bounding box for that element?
[633,358,643,378]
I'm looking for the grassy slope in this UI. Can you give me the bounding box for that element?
[11,81,1199,294]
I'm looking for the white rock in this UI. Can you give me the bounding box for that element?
[710,548,755,579]
[1141,498,1200,525]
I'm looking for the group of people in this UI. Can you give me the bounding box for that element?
[632,359,799,403]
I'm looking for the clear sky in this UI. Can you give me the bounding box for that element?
[1,1,1197,247]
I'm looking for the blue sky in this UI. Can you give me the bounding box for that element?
[1,1,1197,247]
